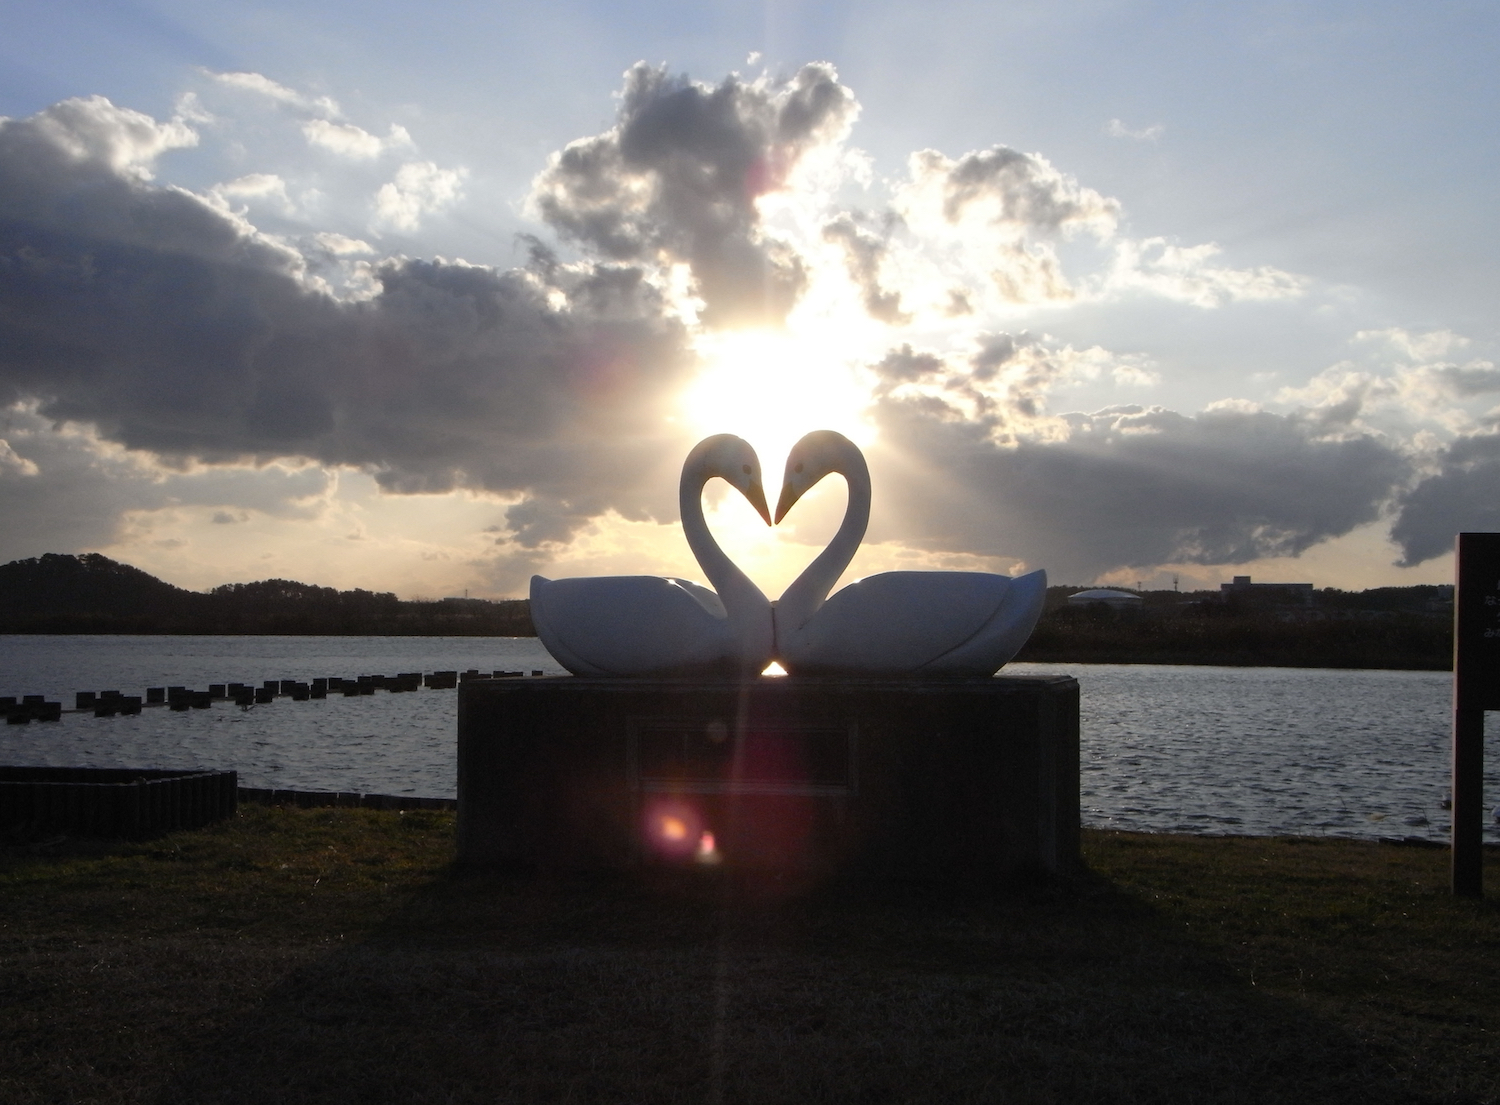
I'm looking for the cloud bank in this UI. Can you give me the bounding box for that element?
[0,93,697,560]
[862,340,1413,580]
[0,64,1494,588]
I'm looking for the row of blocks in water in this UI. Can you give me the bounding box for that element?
[60,669,550,712]
[3,670,554,722]
[4,696,63,723]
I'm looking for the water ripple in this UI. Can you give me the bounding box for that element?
[0,638,1493,840]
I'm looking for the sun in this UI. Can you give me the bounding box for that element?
[680,328,874,472]
[676,327,880,598]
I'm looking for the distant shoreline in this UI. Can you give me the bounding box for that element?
[1,554,1454,672]
[0,628,1451,672]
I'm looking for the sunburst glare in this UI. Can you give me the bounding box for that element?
[680,328,874,597]
[682,329,873,469]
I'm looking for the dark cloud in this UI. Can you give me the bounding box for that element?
[871,333,1073,429]
[1390,432,1500,566]
[866,379,1411,581]
[916,146,1119,233]
[529,62,857,326]
[1428,363,1500,397]
[870,344,944,393]
[0,404,331,561]
[821,213,908,324]
[944,289,974,316]
[0,96,699,550]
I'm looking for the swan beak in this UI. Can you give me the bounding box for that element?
[774,481,799,525]
[748,481,772,526]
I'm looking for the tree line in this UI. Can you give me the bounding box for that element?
[0,554,1455,669]
[0,554,534,636]
[1013,585,1452,670]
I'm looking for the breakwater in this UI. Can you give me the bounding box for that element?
[4,667,548,725]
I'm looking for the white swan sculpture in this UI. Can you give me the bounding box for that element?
[772,430,1046,677]
[530,434,775,676]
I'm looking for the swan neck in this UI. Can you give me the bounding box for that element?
[778,446,870,632]
[680,468,767,618]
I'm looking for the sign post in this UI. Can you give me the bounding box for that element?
[1452,533,1500,898]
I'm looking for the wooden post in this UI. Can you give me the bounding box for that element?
[1452,533,1500,898]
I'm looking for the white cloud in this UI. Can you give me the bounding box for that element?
[211,172,294,214]
[890,147,1119,307]
[373,160,465,231]
[1354,327,1470,361]
[207,70,340,118]
[302,119,412,159]
[1278,332,1500,437]
[311,232,375,255]
[18,95,197,180]
[1105,238,1306,307]
[0,437,38,477]
[173,91,214,126]
[1105,119,1164,141]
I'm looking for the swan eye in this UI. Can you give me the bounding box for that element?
[794,463,804,474]
[741,464,752,475]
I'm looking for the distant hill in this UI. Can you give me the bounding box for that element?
[0,554,534,636]
[0,554,1453,668]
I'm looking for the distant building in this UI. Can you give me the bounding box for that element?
[1219,576,1315,604]
[1067,588,1144,608]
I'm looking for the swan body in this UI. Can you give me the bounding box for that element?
[530,435,774,677]
[772,430,1046,677]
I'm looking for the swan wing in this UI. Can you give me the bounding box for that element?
[916,569,1047,676]
[669,578,728,618]
[786,571,1014,676]
[530,574,734,676]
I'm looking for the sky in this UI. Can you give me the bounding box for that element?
[1,0,1497,599]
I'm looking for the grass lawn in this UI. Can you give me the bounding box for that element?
[1,808,1496,1103]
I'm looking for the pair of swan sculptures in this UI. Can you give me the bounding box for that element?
[530,431,1047,678]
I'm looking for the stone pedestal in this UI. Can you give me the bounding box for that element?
[458,674,1079,882]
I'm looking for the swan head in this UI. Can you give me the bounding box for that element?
[775,429,865,523]
[684,434,772,525]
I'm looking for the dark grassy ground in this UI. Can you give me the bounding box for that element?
[2,808,1496,1104]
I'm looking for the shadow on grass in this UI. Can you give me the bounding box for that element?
[155,863,1437,1105]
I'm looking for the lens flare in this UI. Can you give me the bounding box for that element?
[644,799,702,859]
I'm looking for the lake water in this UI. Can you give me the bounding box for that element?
[1,635,1494,842]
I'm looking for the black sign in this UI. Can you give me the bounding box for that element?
[1455,532,1500,710]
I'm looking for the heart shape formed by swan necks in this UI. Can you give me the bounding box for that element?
[531,430,1045,679]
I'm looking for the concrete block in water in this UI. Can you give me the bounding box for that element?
[458,674,1080,883]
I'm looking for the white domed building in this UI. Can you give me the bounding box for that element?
[1066,588,1144,609]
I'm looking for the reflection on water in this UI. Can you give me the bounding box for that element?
[0,637,1494,840]
[1007,662,1495,842]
